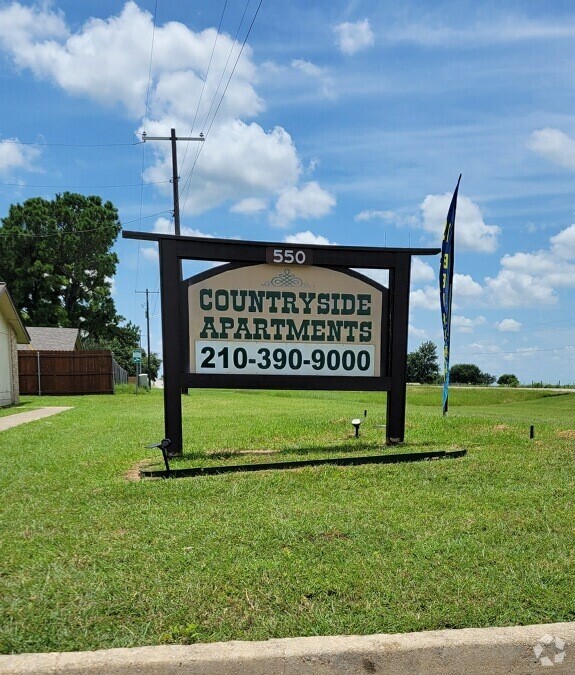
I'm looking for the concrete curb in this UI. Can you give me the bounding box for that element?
[0,407,72,431]
[1,622,574,674]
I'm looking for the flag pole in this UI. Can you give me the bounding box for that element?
[440,174,462,416]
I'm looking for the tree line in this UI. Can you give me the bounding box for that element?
[0,193,161,380]
[0,194,521,389]
[407,341,520,387]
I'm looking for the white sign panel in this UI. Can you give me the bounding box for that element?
[195,341,375,376]
[188,264,384,377]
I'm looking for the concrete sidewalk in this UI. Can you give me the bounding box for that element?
[0,407,72,431]
[1,622,574,674]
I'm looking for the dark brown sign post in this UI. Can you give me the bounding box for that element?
[123,231,439,455]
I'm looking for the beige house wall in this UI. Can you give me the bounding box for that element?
[9,324,19,405]
[0,310,14,406]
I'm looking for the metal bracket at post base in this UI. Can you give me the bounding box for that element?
[139,448,467,479]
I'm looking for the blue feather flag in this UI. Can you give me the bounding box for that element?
[440,175,462,415]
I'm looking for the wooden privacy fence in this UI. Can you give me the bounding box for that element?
[19,350,115,395]
[112,359,129,385]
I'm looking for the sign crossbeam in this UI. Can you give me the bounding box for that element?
[123,230,439,454]
[125,231,438,268]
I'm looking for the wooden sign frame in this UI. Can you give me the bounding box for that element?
[123,230,439,454]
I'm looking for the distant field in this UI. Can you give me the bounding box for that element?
[1,386,574,654]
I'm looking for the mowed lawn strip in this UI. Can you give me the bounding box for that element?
[0,387,574,654]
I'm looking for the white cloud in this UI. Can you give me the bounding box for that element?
[146,120,301,215]
[305,159,319,175]
[0,2,261,120]
[182,227,215,238]
[499,250,575,287]
[355,209,396,222]
[516,347,540,357]
[550,224,575,259]
[230,197,268,214]
[0,3,153,118]
[452,315,486,333]
[383,17,575,47]
[291,59,335,99]
[152,217,214,238]
[484,269,557,307]
[420,193,500,253]
[479,223,575,308]
[106,276,117,296]
[0,138,41,173]
[410,286,440,310]
[354,209,418,227]
[527,128,575,170]
[481,243,575,309]
[283,231,335,246]
[356,269,390,287]
[466,341,501,355]
[271,182,336,228]
[411,257,435,283]
[334,19,374,55]
[496,318,522,332]
[0,2,68,54]
[0,2,331,217]
[453,273,483,298]
[408,324,427,339]
[152,217,173,235]
[141,246,158,262]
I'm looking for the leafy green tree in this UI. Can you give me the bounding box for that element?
[498,373,520,387]
[450,363,495,385]
[84,322,162,381]
[407,341,440,384]
[0,192,121,341]
[135,350,162,382]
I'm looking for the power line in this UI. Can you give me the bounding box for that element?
[135,0,159,299]
[178,0,229,187]
[6,209,173,232]
[198,0,252,138]
[0,180,170,189]
[204,0,265,138]
[189,0,229,138]
[181,0,265,210]
[453,344,575,356]
[143,0,159,132]
[0,210,173,236]
[123,210,173,226]
[0,226,112,238]
[0,139,142,147]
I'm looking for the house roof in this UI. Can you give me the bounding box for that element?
[21,326,82,351]
[0,283,30,344]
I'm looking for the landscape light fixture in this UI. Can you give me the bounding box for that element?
[145,438,172,474]
[351,418,362,438]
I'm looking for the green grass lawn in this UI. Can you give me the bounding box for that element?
[1,386,574,654]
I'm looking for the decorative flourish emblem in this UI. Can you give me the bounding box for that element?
[263,268,309,287]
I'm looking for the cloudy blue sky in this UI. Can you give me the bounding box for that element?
[1,0,575,384]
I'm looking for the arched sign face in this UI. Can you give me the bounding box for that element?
[186,263,387,378]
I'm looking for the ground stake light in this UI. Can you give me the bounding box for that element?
[351,418,362,438]
[146,438,172,474]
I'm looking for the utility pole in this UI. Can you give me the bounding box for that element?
[142,128,203,396]
[136,288,159,389]
[142,128,204,237]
